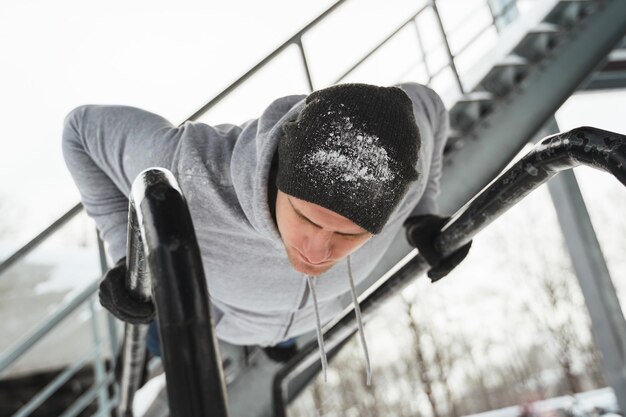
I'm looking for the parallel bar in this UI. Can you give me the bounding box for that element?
[185,0,348,122]
[333,5,429,85]
[430,0,465,94]
[89,298,111,415]
[295,39,315,92]
[98,232,121,384]
[0,203,83,276]
[435,126,626,257]
[117,324,149,417]
[411,19,431,81]
[119,168,229,417]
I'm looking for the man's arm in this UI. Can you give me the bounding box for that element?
[395,82,449,216]
[412,97,448,215]
[62,105,181,262]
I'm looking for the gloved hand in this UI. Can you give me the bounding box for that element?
[404,214,472,282]
[99,257,155,324]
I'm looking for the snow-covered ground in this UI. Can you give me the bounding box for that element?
[0,242,117,377]
[465,388,619,417]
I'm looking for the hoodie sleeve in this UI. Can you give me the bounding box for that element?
[62,105,182,263]
[397,83,449,216]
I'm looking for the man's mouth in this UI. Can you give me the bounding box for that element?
[294,247,331,266]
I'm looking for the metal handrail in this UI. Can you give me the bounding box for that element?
[332,5,430,85]
[117,168,229,417]
[436,126,626,255]
[0,203,83,276]
[186,0,348,121]
[273,126,626,414]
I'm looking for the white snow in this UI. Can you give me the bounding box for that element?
[301,115,396,186]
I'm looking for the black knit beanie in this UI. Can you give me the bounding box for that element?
[277,83,421,234]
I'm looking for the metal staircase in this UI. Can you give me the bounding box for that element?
[0,0,625,416]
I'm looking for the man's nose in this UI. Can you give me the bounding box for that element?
[302,230,333,264]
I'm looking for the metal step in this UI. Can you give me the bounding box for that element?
[447,0,604,145]
[513,22,561,62]
[544,0,596,28]
[478,54,530,97]
[439,0,626,212]
[448,91,495,139]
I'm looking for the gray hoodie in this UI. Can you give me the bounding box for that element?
[62,82,448,349]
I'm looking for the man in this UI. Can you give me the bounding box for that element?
[62,82,470,382]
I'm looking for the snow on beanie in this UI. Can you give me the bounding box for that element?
[277,83,421,234]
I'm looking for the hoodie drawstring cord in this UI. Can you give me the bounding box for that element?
[348,255,372,385]
[307,275,328,382]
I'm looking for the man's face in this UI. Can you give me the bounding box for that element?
[275,190,373,276]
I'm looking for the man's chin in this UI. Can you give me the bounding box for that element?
[287,252,336,276]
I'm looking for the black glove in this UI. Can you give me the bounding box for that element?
[99,257,156,324]
[404,214,472,282]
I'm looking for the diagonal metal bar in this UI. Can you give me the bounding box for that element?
[0,203,83,276]
[440,0,626,213]
[436,126,626,256]
[333,5,429,85]
[0,279,100,373]
[185,0,348,122]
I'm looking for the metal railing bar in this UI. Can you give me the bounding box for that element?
[0,280,99,373]
[0,203,83,276]
[58,373,114,417]
[98,233,121,363]
[12,348,98,417]
[427,61,454,82]
[451,0,519,58]
[435,127,626,255]
[411,19,432,81]
[333,5,430,85]
[431,0,465,94]
[88,298,111,414]
[486,0,501,34]
[117,210,150,416]
[296,40,315,92]
[185,0,348,122]
[119,168,229,417]
[491,0,519,31]
[444,3,492,37]
[452,19,498,60]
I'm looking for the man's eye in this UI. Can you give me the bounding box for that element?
[340,233,360,240]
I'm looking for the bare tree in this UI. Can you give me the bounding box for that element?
[405,298,441,417]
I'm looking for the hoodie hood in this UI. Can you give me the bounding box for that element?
[230,95,307,247]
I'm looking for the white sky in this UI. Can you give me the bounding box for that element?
[0,0,338,246]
